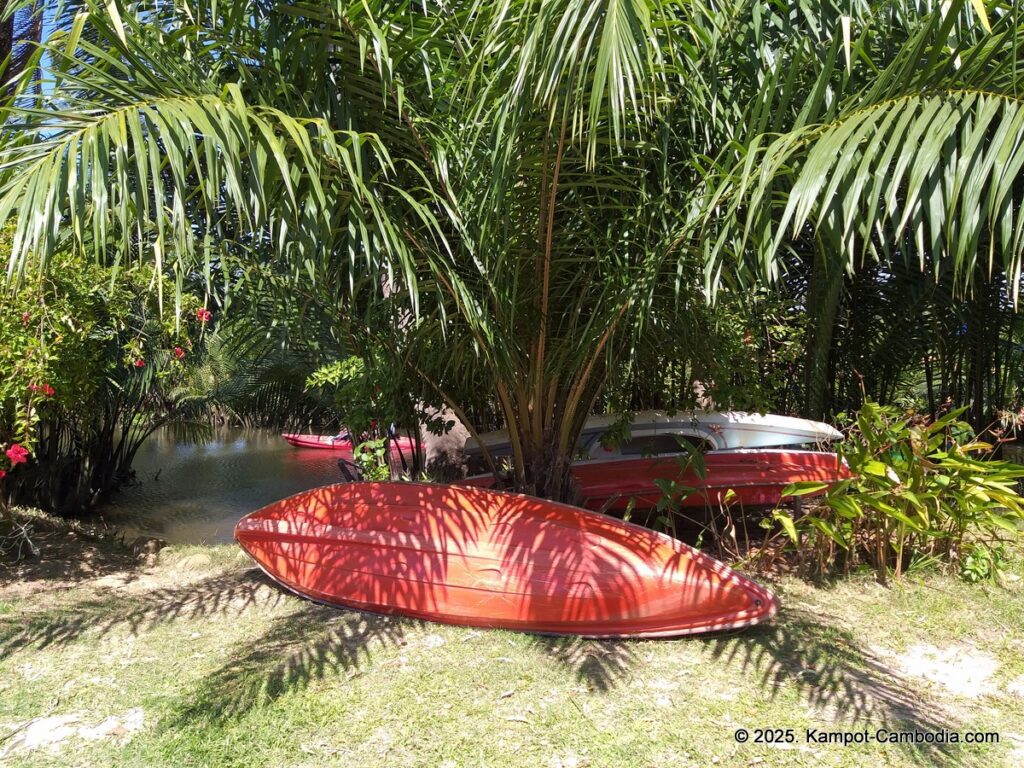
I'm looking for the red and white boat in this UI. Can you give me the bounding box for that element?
[235,482,778,638]
[282,433,417,458]
[282,433,354,450]
[462,410,848,509]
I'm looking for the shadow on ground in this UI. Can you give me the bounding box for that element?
[0,524,136,591]
[700,603,961,765]
[0,568,290,654]
[167,604,414,724]
[1,549,966,766]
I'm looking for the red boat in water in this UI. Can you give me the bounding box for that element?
[235,482,778,638]
[463,449,849,510]
[282,433,417,456]
[282,433,354,450]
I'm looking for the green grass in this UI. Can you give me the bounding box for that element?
[1,515,1022,767]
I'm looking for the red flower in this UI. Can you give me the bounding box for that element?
[21,312,30,326]
[5,444,29,465]
[196,308,213,323]
[0,469,6,480]
[43,384,55,397]
[134,358,146,368]
[173,346,185,360]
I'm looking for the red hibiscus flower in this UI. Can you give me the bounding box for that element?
[134,358,146,368]
[5,444,29,465]
[43,384,55,397]
[173,346,185,360]
[196,308,213,323]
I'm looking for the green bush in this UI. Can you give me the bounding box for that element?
[1,232,205,515]
[774,402,1024,582]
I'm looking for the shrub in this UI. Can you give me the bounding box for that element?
[1,232,204,515]
[774,402,1024,582]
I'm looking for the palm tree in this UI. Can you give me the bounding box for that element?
[1,0,44,91]
[702,3,1024,417]
[3,0,1024,500]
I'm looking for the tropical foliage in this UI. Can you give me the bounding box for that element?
[775,402,1024,582]
[2,0,1024,503]
[0,229,207,514]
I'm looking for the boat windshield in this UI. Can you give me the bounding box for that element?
[619,434,713,456]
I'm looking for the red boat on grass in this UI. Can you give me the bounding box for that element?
[235,482,778,638]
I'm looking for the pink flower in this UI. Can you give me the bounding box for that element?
[0,469,6,480]
[173,346,185,360]
[5,444,29,466]
[134,358,145,368]
[27,383,39,392]
[196,308,212,323]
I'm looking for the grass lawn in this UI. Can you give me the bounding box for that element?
[1,511,1023,767]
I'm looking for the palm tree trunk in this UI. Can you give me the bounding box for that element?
[803,245,845,419]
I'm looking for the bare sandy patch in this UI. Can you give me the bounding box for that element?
[0,707,145,758]
[879,643,999,698]
[1005,674,1024,698]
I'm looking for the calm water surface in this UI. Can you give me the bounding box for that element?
[98,427,345,544]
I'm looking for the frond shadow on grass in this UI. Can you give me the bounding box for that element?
[699,604,962,765]
[167,604,415,724]
[0,562,635,697]
[160,607,639,730]
[532,636,638,693]
[0,526,137,590]
[0,567,287,654]
[156,594,965,765]
[3,560,966,765]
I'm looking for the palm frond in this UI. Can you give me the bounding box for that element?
[703,1,1024,300]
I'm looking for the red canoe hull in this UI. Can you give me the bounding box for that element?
[282,433,417,457]
[282,434,354,451]
[235,482,778,638]
[464,450,848,510]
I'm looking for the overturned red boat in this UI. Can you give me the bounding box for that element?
[235,482,778,638]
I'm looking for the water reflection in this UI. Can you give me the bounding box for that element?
[97,428,344,544]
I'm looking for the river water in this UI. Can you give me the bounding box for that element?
[98,427,346,544]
